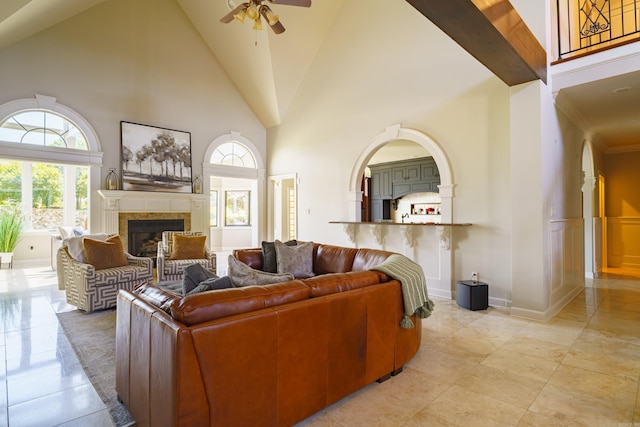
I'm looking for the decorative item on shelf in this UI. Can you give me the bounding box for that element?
[192,175,202,194]
[106,168,119,191]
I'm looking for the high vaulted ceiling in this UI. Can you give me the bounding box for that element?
[1,0,639,151]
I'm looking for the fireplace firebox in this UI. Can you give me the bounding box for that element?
[128,219,184,266]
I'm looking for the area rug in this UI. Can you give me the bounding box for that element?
[56,309,135,427]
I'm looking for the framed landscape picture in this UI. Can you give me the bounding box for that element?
[120,121,193,193]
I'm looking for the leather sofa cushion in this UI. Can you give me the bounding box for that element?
[303,271,387,297]
[314,245,358,275]
[172,281,311,326]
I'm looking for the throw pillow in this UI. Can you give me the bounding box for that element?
[261,239,297,273]
[83,235,128,270]
[169,234,207,260]
[186,276,233,296]
[65,233,109,263]
[227,255,293,287]
[182,263,216,295]
[275,240,314,278]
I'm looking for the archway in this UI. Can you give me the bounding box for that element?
[581,139,600,279]
[349,124,454,224]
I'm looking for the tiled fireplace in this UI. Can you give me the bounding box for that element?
[97,190,207,252]
[126,217,185,265]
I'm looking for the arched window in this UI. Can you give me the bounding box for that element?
[0,110,88,149]
[0,97,101,232]
[210,142,256,168]
[208,142,257,228]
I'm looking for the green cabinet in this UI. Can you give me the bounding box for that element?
[370,167,392,199]
[369,157,440,221]
[370,157,440,199]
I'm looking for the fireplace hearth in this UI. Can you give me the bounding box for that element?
[128,219,184,266]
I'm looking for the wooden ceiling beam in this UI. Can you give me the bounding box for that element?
[406,0,547,86]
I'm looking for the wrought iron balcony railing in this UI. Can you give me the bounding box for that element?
[556,0,640,61]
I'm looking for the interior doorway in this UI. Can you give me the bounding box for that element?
[269,174,297,241]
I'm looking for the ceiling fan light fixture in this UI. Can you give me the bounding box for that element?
[233,7,247,23]
[260,5,279,26]
[246,3,260,20]
[220,0,308,34]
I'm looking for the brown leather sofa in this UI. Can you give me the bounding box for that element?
[115,243,422,427]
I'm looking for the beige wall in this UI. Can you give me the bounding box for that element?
[605,151,640,217]
[605,151,640,268]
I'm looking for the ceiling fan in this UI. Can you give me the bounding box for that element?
[220,0,311,34]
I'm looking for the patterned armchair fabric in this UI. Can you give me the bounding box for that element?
[57,238,153,313]
[156,231,216,282]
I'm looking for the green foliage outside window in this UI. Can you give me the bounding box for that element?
[225,191,250,226]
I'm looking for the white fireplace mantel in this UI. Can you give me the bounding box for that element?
[97,190,208,235]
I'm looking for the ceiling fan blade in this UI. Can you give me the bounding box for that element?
[220,3,248,23]
[269,20,286,34]
[268,0,311,7]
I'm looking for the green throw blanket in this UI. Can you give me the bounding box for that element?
[371,254,435,328]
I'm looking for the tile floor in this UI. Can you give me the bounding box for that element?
[1,261,639,426]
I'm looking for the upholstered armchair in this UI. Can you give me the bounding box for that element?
[57,234,153,313]
[156,231,216,282]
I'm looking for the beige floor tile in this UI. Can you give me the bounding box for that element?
[530,383,634,426]
[403,410,458,427]
[376,367,452,409]
[499,335,570,363]
[453,363,546,409]
[516,409,601,427]
[406,347,479,382]
[481,347,559,382]
[421,331,498,362]
[319,384,418,427]
[468,311,530,335]
[562,347,640,380]
[573,328,640,359]
[546,364,638,406]
[517,319,584,346]
[553,308,592,323]
[419,384,527,427]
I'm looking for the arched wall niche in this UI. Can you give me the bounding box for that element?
[349,124,455,223]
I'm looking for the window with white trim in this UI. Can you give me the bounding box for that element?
[209,142,256,227]
[0,110,90,230]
